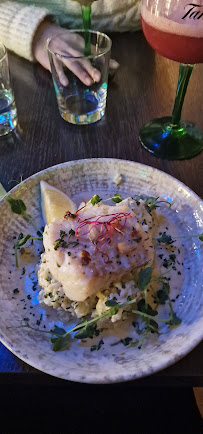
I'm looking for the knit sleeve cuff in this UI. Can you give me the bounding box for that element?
[0,2,51,61]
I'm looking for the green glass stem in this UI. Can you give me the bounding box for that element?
[171,63,193,126]
[82,5,92,56]
[139,62,203,160]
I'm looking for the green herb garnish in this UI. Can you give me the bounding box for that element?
[14,233,43,268]
[90,339,104,351]
[137,267,152,291]
[54,230,67,250]
[111,193,123,203]
[90,194,102,206]
[88,193,123,206]
[156,233,174,245]
[7,182,44,268]
[133,195,172,213]
[154,281,170,305]
[84,193,124,210]
[7,197,26,214]
[137,299,158,317]
[51,326,71,351]
[7,196,41,234]
[54,229,79,250]
[17,266,182,352]
[69,229,75,236]
[155,232,203,244]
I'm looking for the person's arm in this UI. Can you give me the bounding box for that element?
[0,1,50,60]
[32,20,61,70]
[32,21,119,77]
[30,0,141,70]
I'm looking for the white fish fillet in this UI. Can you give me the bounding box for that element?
[42,199,154,301]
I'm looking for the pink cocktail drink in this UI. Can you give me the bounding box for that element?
[141,4,203,64]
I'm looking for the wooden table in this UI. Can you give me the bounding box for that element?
[0,31,202,387]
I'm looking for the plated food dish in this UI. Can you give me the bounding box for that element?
[0,159,202,383]
[39,195,155,316]
[38,193,182,330]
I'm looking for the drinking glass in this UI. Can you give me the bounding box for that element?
[47,30,111,125]
[139,0,203,160]
[0,43,17,136]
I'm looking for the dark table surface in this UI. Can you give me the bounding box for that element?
[0,31,202,387]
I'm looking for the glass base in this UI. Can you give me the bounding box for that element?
[58,86,107,125]
[0,117,18,136]
[139,117,203,160]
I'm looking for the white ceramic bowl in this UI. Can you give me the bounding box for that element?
[0,159,202,383]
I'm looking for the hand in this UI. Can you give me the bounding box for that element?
[32,21,119,84]
[47,30,102,86]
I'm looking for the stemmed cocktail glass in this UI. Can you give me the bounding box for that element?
[139,0,203,160]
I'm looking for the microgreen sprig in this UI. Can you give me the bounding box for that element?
[14,233,43,268]
[6,180,44,267]
[78,193,203,244]
[155,232,203,244]
[89,194,102,206]
[133,195,172,213]
[89,193,170,210]
[20,307,119,352]
[18,266,181,352]
[7,177,42,234]
[80,193,124,210]
[7,197,41,233]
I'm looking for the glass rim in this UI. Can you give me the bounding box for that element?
[47,29,112,60]
[0,42,7,62]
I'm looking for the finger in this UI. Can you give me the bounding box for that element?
[62,59,94,86]
[109,59,120,70]
[54,56,69,86]
[78,58,101,82]
[63,54,101,82]
[58,69,69,86]
[55,46,101,83]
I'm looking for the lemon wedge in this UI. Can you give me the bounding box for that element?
[40,180,77,224]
